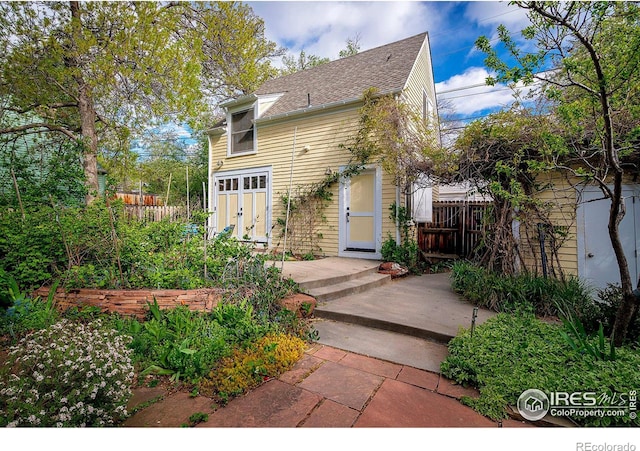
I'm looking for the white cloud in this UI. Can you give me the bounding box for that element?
[435,66,524,116]
[250,1,441,61]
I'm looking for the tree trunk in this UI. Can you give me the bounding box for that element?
[70,1,99,204]
[609,177,638,346]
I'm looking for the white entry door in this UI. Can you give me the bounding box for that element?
[340,169,381,257]
[577,186,640,290]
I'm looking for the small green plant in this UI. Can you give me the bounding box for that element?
[382,203,422,274]
[187,412,209,426]
[450,260,597,319]
[300,302,313,317]
[0,319,134,427]
[1,281,60,341]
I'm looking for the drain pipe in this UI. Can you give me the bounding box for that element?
[281,127,297,273]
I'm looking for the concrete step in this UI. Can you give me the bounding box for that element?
[312,306,455,344]
[305,272,391,302]
[312,319,449,373]
[297,264,381,291]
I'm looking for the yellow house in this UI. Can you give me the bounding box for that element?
[206,32,437,260]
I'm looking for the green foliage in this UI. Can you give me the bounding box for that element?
[0,281,60,341]
[119,300,241,383]
[450,261,598,320]
[441,313,640,426]
[381,203,422,274]
[0,139,87,209]
[279,49,329,76]
[186,412,209,427]
[344,88,450,188]
[0,2,282,192]
[0,319,134,427]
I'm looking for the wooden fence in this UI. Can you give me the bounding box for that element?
[417,201,492,259]
[122,205,188,223]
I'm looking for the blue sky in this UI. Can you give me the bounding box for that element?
[249,0,535,120]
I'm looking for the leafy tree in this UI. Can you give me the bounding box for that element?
[0,1,281,204]
[279,36,362,76]
[137,134,209,208]
[473,1,640,345]
[455,106,570,275]
[339,34,361,58]
[280,50,330,76]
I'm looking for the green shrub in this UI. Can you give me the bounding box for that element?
[594,284,640,344]
[0,282,60,341]
[441,313,640,426]
[450,261,598,322]
[120,301,235,383]
[0,319,134,427]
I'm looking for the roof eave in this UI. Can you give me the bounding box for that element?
[220,93,258,109]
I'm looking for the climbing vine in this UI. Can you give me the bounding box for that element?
[275,87,448,257]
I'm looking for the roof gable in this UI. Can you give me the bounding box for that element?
[254,32,428,120]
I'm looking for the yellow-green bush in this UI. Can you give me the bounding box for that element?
[201,333,305,399]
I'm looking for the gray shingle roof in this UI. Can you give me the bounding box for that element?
[255,32,428,120]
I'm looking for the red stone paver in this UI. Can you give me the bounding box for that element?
[311,345,348,362]
[339,352,402,379]
[126,386,167,412]
[199,379,321,427]
[436,377,481,399]
[396,366,440,391]
[297,360,383,410]
[124,391,217,427]
[278,354,324,385]
[301,399,360,427]
[354,378,496,427]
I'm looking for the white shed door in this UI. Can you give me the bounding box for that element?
[578,186,640,290]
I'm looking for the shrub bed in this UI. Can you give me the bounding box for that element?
[440,312,640,427]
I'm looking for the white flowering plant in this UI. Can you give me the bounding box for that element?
[0,319,134,427]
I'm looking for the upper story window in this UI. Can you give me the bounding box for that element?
[229,107,255,155]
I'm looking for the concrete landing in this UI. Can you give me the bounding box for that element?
[313,272,496,343]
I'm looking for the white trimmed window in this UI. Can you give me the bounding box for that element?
[229,106,255,155]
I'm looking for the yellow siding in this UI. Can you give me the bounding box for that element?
[523,172,580,276]
[210,106,401,256]
[526,172,640,277]
[402,35,437,120]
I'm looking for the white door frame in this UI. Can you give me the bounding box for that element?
[211,166,272,243]
[338,165,383,259]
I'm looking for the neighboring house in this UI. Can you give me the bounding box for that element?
[206,32,438,259]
